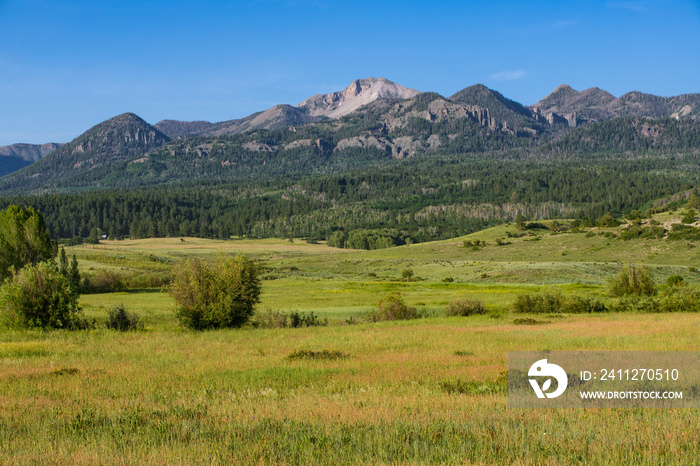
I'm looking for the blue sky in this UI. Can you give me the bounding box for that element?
[0,0,699,145]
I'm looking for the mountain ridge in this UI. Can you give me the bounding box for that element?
[0,113,169,192]
[0,142,62,176]
[1,80,699,193]
[531,84,700,125]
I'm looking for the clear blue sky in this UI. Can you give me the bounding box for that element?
[1,0,699,146]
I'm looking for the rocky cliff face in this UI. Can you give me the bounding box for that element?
[297,77,421,119]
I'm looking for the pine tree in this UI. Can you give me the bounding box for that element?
[59,247,69,276]
[69,254,81,292]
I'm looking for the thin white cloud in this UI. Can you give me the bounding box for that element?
[490,70,527,81]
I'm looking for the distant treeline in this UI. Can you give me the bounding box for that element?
[0,154,696,246]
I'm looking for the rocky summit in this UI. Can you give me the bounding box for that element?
[297,77,421,119]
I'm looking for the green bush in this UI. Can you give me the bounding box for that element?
[681,209,696,224]
[106,305,143,331]
[169,253,261,330]
[289,311,327,328]
[0,261,82,329]
[366,292,417,322]
[611,296,660,313]
[80,270,127,294]
[598,212,620,227]
[658,286,700,313]
[608,264,657,296]
[618,225,665,240]
[445,299,486,316]
[666,275,685,287]
[610,286,700,313]
[666,224,700,241]
[512,290,564,314]
[287,349,348,361]
[513,318,550,325]
[561,296,608,314]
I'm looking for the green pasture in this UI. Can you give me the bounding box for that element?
[2,214,700,463]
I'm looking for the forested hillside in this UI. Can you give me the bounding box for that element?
[0,154,696,244]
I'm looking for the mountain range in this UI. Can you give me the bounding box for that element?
[1,77,698,194]
[0,143,62,177]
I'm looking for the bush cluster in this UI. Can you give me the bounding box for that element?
[80,270,127,294]
[287,349,348,361]
[445,300,486,316]
[0,261,82,329]
[512,290,564,314]
[608,264,657,297]
[513,290,608,314]
[366,292,417,322]
[105,305,143,331]
[613,286,700,313]
[251,309,328,328]
[169,254,261,330]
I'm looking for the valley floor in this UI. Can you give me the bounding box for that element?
[2,222,699,464]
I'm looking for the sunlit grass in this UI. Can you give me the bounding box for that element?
[0,313,698,463]
[2,215,698,463]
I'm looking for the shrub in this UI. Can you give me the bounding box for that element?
[666,275,685,287]
[249,309,328,329]
[666,224,700,241]
[513,318,550,325]
[287,349,348,361]
[512,290,564,314]
[618,225,665,240]
[658,286,700,313]
[366,292,417,322]
[445,299,486,316]
[561,296,608,314]
[598,212,620,227]
[611,287,700,313]
[289,311,327,328]
[80,270,127,294]
[611,296,660,313]
[170,253,261,330]
[251,308,289,328]
[608,264,657,296]
[105,305,143,331]
[0,261,81,329]
[681,209,696,224]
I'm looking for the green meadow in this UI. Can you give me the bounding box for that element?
[2,217,700,464]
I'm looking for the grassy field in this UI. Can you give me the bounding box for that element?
[2,217,700,464]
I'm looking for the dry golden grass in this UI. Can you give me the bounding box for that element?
[0,313,698,463]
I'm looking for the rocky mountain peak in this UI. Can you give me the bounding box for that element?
[297,77,421,119]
